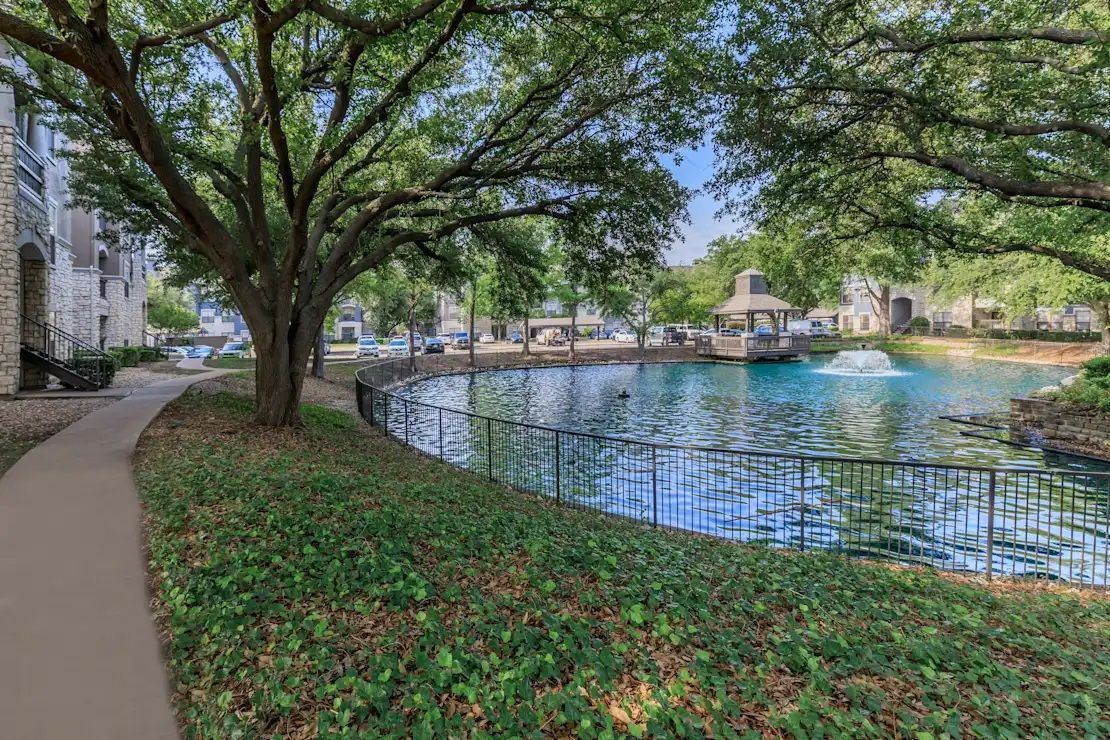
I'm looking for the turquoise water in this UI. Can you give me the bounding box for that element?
[400,355,1077,469]
[385,355,1108,583]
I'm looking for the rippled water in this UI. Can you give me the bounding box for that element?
[384,356,1109,584]
[401,355,1077,468]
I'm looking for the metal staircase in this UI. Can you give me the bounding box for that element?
[19,314,114,391]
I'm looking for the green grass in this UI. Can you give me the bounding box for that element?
[135,391,1110,738]
[203,356,256,369]
[810,338,948,355]
[971,343,1023,358]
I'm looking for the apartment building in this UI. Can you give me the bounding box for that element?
[836,277,1101,334]
[0,47,147,394]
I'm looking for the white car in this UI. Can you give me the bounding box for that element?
[387,338,410,357]
[356,336,379,358]
[220,341,248,358]
[612,330,636,343]
[479,333,495,344]
[163,346,192,358]
[405,332,424,352]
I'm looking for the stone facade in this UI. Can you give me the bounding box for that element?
[0,125,17,396]
[0,91,149,393]
[1010,398,1110,453]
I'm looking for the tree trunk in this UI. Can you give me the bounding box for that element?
[866,283,891,336]
[408,300,417,373]
[969,291,977,329]
[253,336,308,426]
[569,310,577,359]
[468,286,476,368]
[522,317,530,356]
[312,329,326,379]
[1092,299,1110,353]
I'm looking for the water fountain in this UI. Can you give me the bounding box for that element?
[818,349,905,376]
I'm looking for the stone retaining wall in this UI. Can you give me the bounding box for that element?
[1010,398,1110,451]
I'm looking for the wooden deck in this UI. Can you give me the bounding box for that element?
[695,334,811,361]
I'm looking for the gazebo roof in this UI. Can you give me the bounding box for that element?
[711,269,799,315]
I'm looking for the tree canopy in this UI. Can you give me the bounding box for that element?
[0,0,714,422]
[715,0,1110,280]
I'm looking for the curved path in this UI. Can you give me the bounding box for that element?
[0,362,226,739]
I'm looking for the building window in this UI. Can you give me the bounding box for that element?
[858,314,870,331]
[201,315,214,323]
[840,290,852,305]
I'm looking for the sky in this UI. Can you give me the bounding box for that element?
[661,143,745,266]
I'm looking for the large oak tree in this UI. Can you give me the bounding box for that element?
[0,0,710,423]
[715,0,1109,283]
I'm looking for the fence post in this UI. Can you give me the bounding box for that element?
[554,430,561,504]
[486,416,494,481]
[404,399,410,446]
[985,471,997,581]
[798,459,806,551]
[651,446,658,528]
[383,393,389,436]
[438,407,444,460]
[368,385,375,426]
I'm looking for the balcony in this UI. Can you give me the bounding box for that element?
[16,138,46,200]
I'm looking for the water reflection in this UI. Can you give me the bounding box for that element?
[383,358,1109,584]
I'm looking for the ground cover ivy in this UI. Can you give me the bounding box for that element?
[135,389,1109,738]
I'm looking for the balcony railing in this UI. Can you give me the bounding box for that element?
[16,138,45,199]
[695,334,811,359]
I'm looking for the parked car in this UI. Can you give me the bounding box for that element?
[536,328,565,346]
[647,326,685,347]
[479,332,495,344]
[191,345,215,359]
[405,331,424,352]
[164,345,192,358]
[613,329,637,343]
[424,336,445,354]
[453,332,470,349]
[753,325,776,336]
[509,331,523,343]
[356,335,379,357]
[219,341,248,358]
[387,338,410,357]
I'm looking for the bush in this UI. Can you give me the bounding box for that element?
[965,328,1100,343]
[72,350,117,387]
[1054,376,1110,413]
[138,346,165,363]
[1081,355,1110,379]
[108,345,142,367]
[909,316,930,328]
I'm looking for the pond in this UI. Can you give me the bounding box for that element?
[399,355,1077,468]
[379,355,1109,584]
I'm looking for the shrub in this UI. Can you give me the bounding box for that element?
[1054,376,1110,413]
[108,345,142,367]
[72,350,117,387]
[909,316,930,328]
[1081,355,1110,379]
[966,328,1100,343]
[138,346,164,363]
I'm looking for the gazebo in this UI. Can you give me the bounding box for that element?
[711,269,802,333]
[695,269,811,361]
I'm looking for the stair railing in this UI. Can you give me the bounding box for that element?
[20,314,115,388]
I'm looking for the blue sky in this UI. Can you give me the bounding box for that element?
[662,143,745,265]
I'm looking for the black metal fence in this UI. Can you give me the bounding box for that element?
[355,355,1110,587]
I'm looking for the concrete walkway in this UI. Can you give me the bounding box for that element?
[0,367,227,739]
